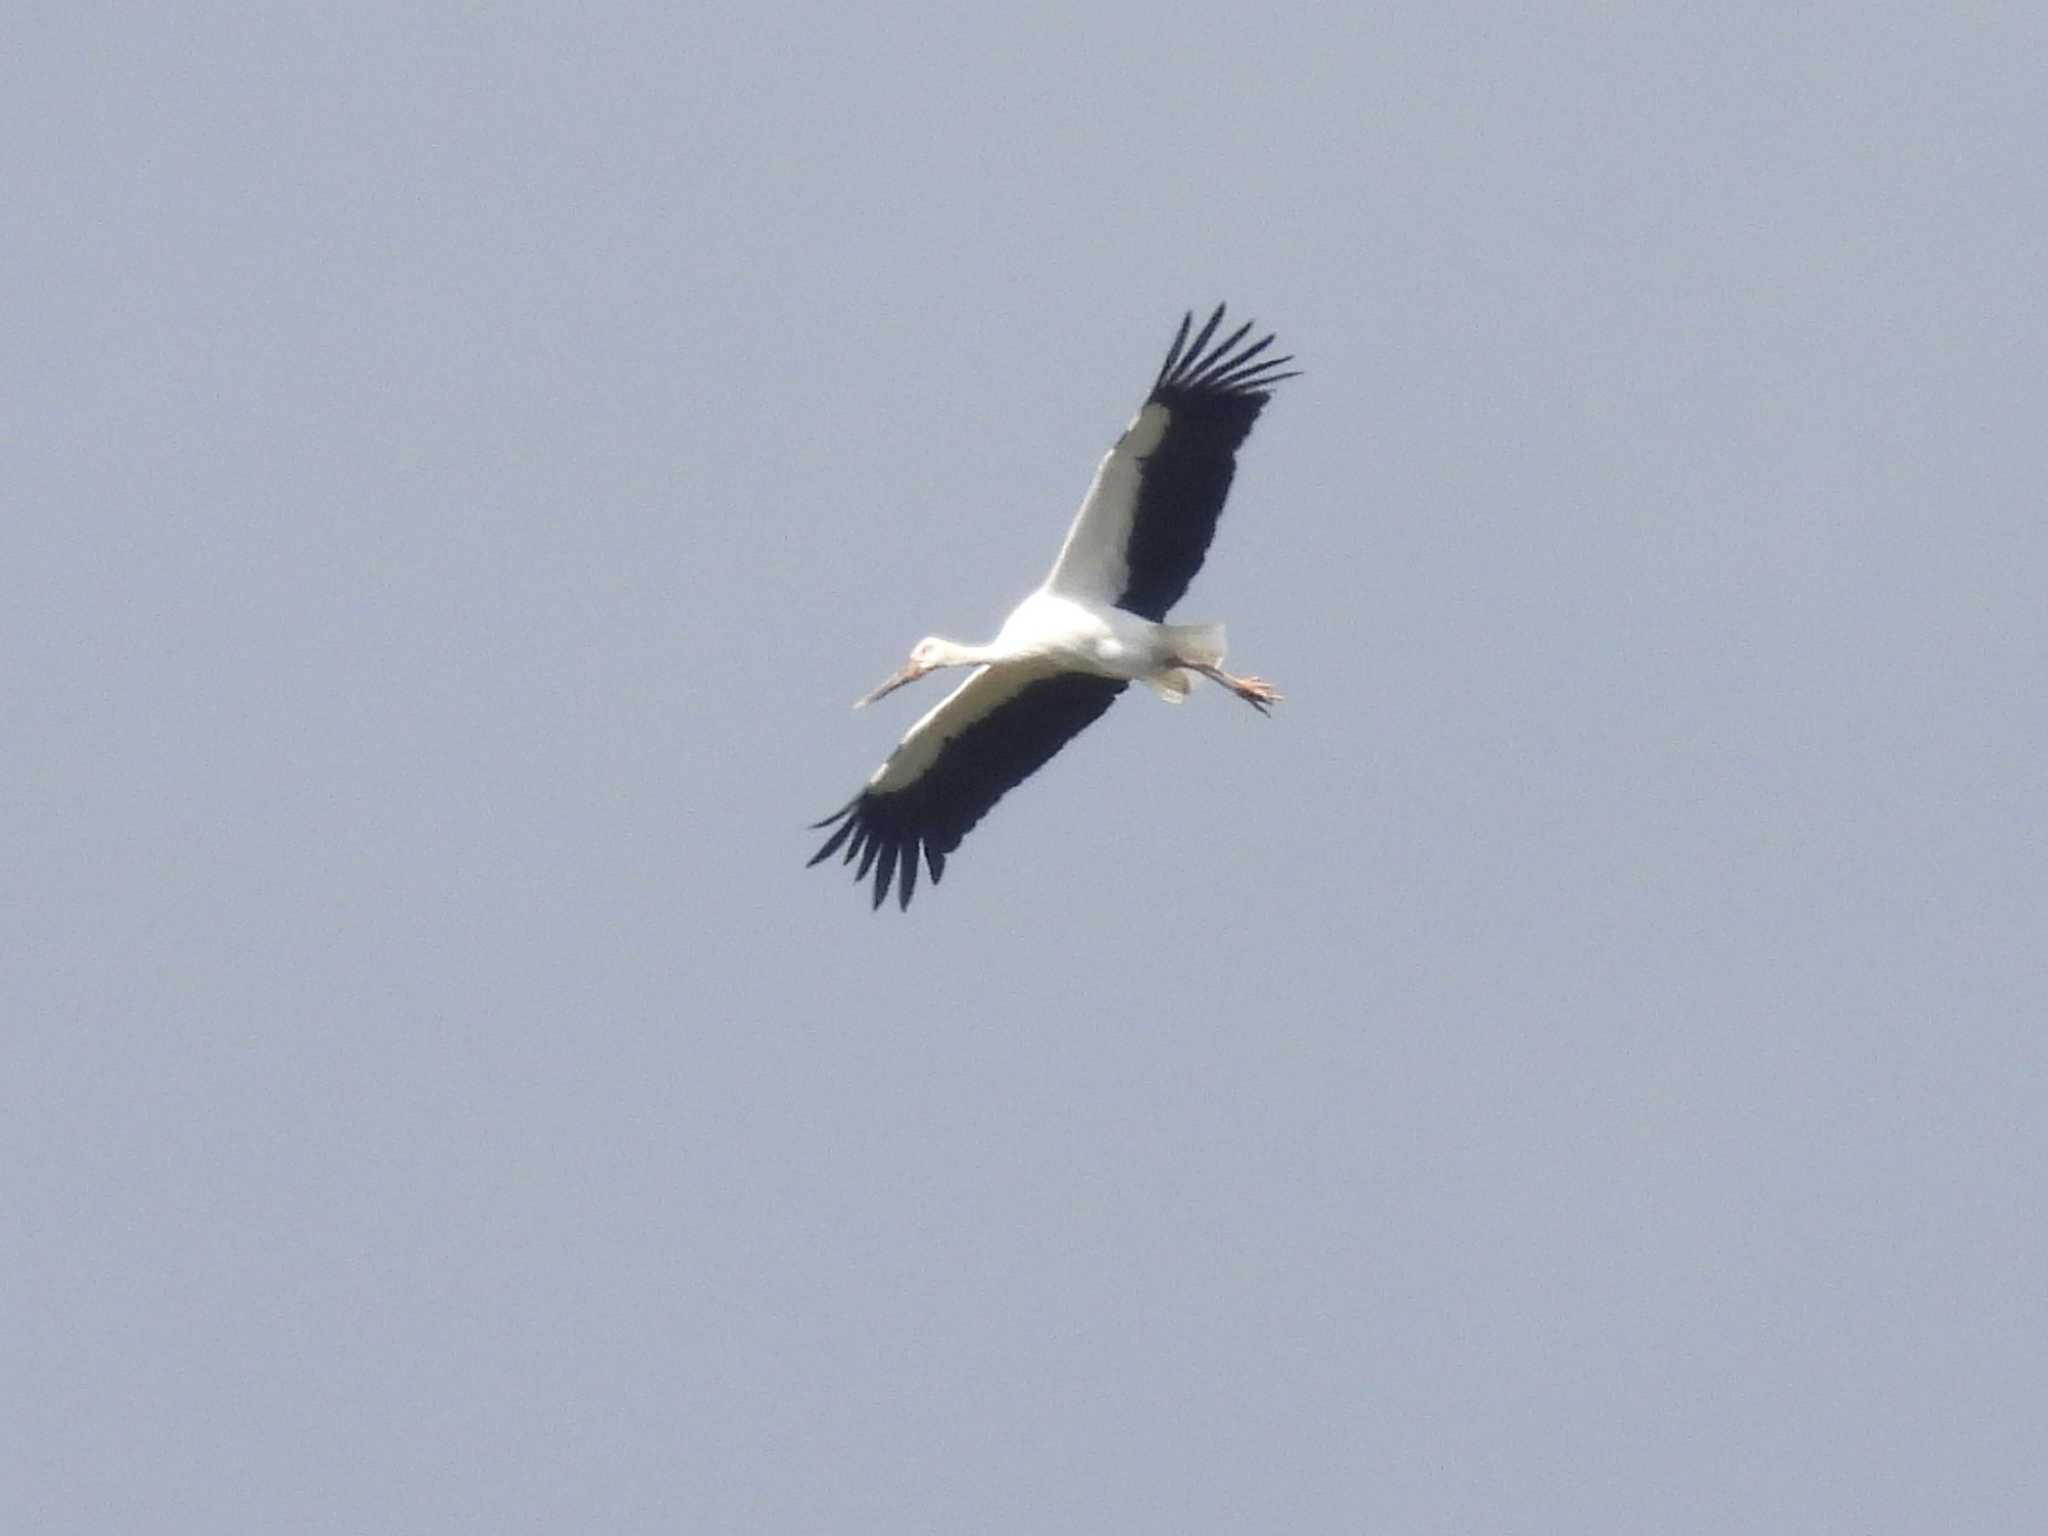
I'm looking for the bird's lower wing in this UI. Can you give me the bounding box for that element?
[809,667,1128,909]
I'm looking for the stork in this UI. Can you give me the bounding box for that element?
[809,304,1297,909]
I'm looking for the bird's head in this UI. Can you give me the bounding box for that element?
[854,637,952,708]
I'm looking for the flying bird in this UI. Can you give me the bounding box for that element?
[810,304,1297,909]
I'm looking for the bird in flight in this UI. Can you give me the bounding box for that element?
[810,304,1297,909]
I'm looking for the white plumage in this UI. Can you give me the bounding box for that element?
[810,304,1297,909]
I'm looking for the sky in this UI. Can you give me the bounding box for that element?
[5,3,2044,1531]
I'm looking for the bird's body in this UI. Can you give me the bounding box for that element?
[811,305,1296,909]
[986,589,1211,690]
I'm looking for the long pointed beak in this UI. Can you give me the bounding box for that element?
[854,662,927,709]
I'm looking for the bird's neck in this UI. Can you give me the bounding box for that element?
[935,637,1002,668]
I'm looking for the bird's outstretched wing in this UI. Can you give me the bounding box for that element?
[809,666,1127,910]
[1044,304,1297,621]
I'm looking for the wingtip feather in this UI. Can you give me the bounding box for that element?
[871,842,899,910]
[1155,309,1196,388]
[897,843,918,909]
[806,816,857,867]
[1182,304,1226,370]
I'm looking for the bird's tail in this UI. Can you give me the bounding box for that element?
[1143,669,1192,703]
[1163,621,1226,668]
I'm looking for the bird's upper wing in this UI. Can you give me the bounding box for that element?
[809,665,1127,910]
[1043,305,1297,621]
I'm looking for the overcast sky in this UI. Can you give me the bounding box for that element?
[6,4,2044,1532]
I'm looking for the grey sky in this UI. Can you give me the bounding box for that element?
[6,3,2043,1531]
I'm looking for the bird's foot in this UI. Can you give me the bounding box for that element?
[1231,675,1282,715]
[1189,661,1282,716]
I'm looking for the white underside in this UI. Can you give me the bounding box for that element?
[863,595,1231,793]
[1041,401,1173,606]
[993,590,1224,680]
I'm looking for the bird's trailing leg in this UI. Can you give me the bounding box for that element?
[1188,661,1282,716]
